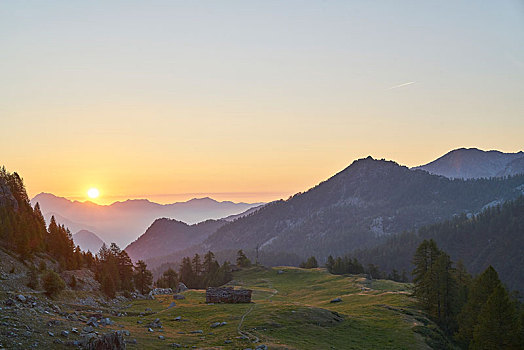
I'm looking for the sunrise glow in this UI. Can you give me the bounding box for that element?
[87,188,100,199]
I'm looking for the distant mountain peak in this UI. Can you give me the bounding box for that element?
[414,147,524,179]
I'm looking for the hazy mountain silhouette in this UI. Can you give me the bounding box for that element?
[72,230,105,254]
[125,218,227,262]
[30,193,263,247]
[414,147,524,179]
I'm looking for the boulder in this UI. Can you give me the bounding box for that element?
[175,282,188,293]
[84,331,126,350]
[330,297,342,303]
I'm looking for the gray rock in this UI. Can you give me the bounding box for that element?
[175,282,188,293]
[330,297,342,303]
[158,335,165,340]
[171,344,181,348]
[83,326,94,333]
[61,330,69,337]
[4,298,14,306]
[256,345,268,350]
[174,316,181,321]
[168,302,176,308]
[148,328,154,332]
[277,270,284,274]
[172,294,185,300]
[224,340,233,344]
[86,317,98,327]
[84,331,126,350]
[125,338,137,344]
[190,330,203,334]
[210,322,221,328]
[16,295,26,303]
[71,328,79,334]
[48,331,54,337]
[145,308,152,312]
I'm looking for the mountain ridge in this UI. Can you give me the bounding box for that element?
[414,147,524,179]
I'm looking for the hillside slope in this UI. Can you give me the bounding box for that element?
[354,195,524,293]
[124,218,226,262]
[198,157,524,260]
[414,148,524,179]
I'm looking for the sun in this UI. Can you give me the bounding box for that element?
[87,188,100,199]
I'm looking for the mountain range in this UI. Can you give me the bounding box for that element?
[414,147,524,179]
[194,157,524,260]
[30,193,263,247]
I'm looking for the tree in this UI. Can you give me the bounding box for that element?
[456,266,503,347]
[471,285,520,349]
[42,270,65,298]
[236,250,251,268]
[300,256,318,269]
[134,260,153,295]
[157,268,178,289]
[179,257,194,287]
[101,273,116,298]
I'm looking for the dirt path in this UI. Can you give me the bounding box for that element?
[237,279,278,343]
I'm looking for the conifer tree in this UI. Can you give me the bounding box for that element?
[134,260,153,295]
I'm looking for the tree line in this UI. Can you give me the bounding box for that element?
[412,239,523,349]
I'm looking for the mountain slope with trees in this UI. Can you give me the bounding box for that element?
[124,218,226,262]
[198,157,524,261]
[353,195,524,293]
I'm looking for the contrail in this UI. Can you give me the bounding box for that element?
[387,81,416,89]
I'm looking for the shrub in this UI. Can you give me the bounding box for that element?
[42,270,65,298]
[69,275,77,289]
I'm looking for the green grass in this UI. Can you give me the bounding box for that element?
[109,266,430,349]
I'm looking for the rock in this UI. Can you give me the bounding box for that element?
[99,317,113,326]
[175,282,188,293]
[256,345,268,350]
[83,326,95,333]
[210,322,221,328]
[5,298,14,306]
[172,294,185,300]
[168,302,176,308]
[220,321,227,326]
[330,297,342,303]
[224,340,233,344]
[171,343,181,348]
[87,317,98,327]
[125,338,137,344]
[174,316,181,321]
[158,335,165,340]
[190,330,203,334]
[145,308,152,312]
[84,331,126,350]
[61,330,69,337]
[71,327,79,334]
[137,320,142,324]
[16,295,26,303]
[148,328,154,332]
[48,331,54,337]
[277,270,284,274]
[149,318,162,328]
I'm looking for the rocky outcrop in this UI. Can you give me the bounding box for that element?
[206,287,252,303]
[0,179,18,211]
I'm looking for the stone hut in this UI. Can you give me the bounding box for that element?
[206,287,252,303]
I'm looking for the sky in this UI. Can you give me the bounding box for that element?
[1,1,523,204]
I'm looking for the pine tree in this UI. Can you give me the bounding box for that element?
[236,250,251,268]
[471,285,520,349]
[456,265,502,347]
[134,260,153,295]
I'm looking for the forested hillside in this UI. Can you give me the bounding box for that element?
[354,196,524,293]
[199,157,524,260]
